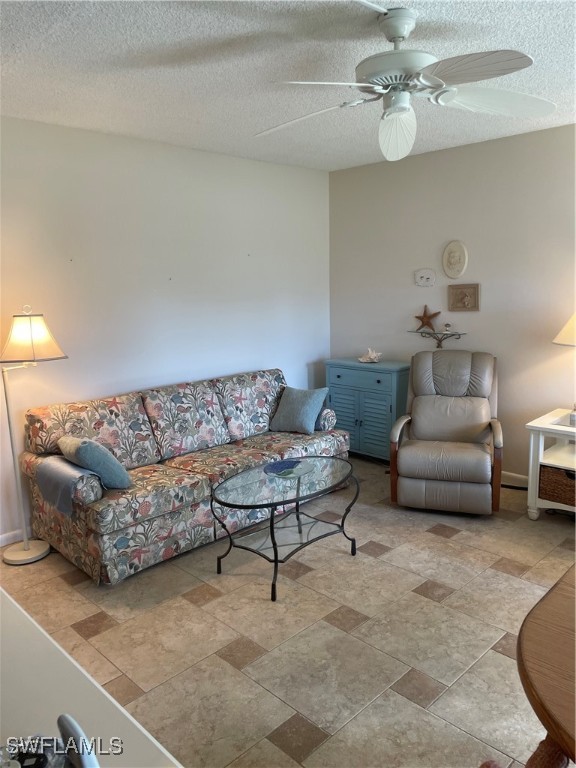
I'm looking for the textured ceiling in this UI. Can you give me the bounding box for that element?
[1,0,574,171]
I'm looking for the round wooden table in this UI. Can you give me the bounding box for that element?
[517,564,575,765]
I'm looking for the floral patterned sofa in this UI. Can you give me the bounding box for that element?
[20,369,349,585]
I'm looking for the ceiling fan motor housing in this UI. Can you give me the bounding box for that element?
[355,50,438,92]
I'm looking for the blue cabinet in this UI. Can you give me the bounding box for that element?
[325,359,410,460]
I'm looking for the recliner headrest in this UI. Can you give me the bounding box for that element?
[411,350,495,398]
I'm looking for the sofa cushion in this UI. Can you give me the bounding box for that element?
[212,369,286,440]
[141,380,230,461]
[58,436,132,489]
[81,464,211,534]
[243,430,350,460]
[270,386,329,435]
[165,442,281,485]
[25,392,160,469]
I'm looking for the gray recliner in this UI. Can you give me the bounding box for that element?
[390,350,503,515]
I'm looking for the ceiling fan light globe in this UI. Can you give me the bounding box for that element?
[378,105,417,161]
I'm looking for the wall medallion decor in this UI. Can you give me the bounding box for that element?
[442,241,468,279]
[448,283,480,311]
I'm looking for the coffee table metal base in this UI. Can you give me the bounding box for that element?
[212,477,359,601]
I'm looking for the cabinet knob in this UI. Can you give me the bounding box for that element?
[336,374,341,378]
[376,379,381,384]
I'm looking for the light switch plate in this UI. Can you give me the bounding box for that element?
[414,268,436,287]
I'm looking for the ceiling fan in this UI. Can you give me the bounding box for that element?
[257,2,556,161]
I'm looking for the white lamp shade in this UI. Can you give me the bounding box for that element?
[553,314,576,347]
[0,313,67,363]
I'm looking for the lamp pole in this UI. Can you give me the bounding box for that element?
[2,363,51,563]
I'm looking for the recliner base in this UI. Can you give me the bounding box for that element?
[396,476,493,515]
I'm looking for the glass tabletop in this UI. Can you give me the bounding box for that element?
[212,455,352,509]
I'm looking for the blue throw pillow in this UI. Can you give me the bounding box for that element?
[57,436,132,489]
[270,386,329,435]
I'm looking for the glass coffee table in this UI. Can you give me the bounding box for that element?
[211,455,359,601]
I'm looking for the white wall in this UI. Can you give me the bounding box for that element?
[0,118,330,541]
[330,126,576,481]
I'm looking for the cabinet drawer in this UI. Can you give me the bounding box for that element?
[539,465,575,507]
[328,366,392,392]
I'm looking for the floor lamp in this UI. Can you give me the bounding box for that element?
[1,308,67,565]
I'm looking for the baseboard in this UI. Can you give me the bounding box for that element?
[0,529,23,548]
[502,471,528,489]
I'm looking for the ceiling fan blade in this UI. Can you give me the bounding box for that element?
[378,107,417,161]
[354,0,390,13]
[442,86,556,117]
[418,50,533,86]
[256,99,374,137]
[285,80,385,93]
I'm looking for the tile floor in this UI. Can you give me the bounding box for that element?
[2,457,575,768]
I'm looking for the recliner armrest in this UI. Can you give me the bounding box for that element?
[490,418,503,449]
[390,414,412,444]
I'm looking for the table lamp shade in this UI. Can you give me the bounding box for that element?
[0,313,67,363]
[553,314,576,347]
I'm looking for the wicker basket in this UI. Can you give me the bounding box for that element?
[539,465,576,507]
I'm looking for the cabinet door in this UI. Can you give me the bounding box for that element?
[329,388,360,451]
[359,391,391,459]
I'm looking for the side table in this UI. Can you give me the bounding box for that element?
[526,409,576,520]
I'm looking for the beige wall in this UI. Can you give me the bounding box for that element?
[330,126,575,481]
[0,118,330,541]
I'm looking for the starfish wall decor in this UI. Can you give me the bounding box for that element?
[415,305,440,331]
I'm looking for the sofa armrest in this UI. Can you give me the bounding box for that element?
[390,414,412,444]
[316,407,337,431]
[20,452,105,507]
[490,418,504,449]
